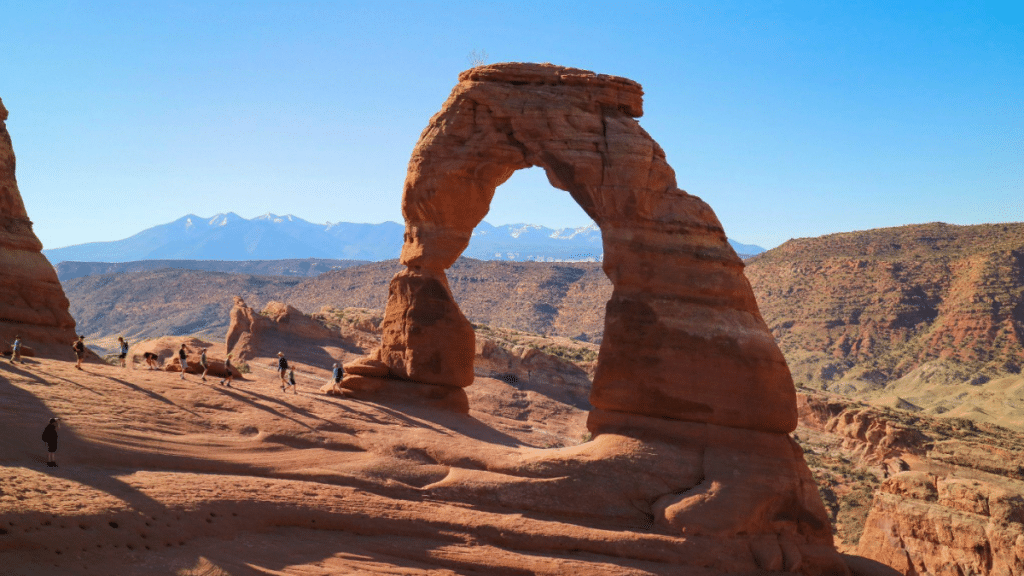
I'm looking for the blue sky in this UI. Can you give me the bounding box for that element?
[1,1,1021,250]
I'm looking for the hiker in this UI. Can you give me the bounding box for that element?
[41,418,59,467]
[332,362,343,386]
[220,354,234,387]
[72,336,85,370]
[199,348,209,381]
[117,337,129,368]
[10,335,23,364]
[177,344,188,380]
[277,352,288,385]
[143,352,160,370]
[284,367,297,394]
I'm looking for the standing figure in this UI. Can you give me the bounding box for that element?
[10,335,22,364]
[332,362,344,386]
[117,337,129,368]
[41,418,60,467]
[220,354,234,387]
[200,348,209,382]
[277,352,289,386]
[72,336,85,370]
[178,344,188,380]
[284,367,297,394]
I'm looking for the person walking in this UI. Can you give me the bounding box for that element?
[220,354,234,387]
[41,418,60,467]
[72,336,85,370]
[199,348,209,381]
[277,352,289,386]
[284,367,297,394]
[10,335,23,364]
[117,337,129,368]
[332,362,344,386]
[178,344,188,380]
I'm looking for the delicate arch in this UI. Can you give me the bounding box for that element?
[353,63,797,434]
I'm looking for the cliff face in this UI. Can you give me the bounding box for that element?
[796,392,1024,574]
[0,97,78,357]
[746,223,1024,403]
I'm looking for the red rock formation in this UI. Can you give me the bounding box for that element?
[0,97,78,358]
[857,472,1024,575]
[364,62,796,434]
[225,297,357,377]
[344,63,847,574]
[225,296,259,360]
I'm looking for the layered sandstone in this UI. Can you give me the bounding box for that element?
[364,62,796,434]
[795,391,1024,573]
[0,97,78,357]
[340,63,848,574]
[225,297,357,370]
[746,223,1024,396]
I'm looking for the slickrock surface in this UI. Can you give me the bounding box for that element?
[340,62,848,574]
[0,97,78,358]
[795,391,1024,574]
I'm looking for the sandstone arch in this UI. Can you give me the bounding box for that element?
[350,63,796,435]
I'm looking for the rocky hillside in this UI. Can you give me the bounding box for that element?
[746,222,1024,421]
[60,222,1024,431]
[63,259,613,349]
[284,259,610,343]
[63,269,305,349]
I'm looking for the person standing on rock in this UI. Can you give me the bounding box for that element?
[41,418,59,467]
[199,348,209,382]
[332,362,343,386]
[277,352,289,386]
[178,344,188,380]
[220,354,234,387]
[10,335,23,364]
[72,336,85,370]
[117,337,129,368]
[284,367,297,394]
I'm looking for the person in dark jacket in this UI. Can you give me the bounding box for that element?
[42,418,60,467]
[277,352,289,385]
[72,336,85,370]
[284,368,297,394]
[178,344,188,380]
[220,354,234,387]
[332,362,343,385]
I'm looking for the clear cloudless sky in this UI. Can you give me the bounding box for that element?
[1,1,1021,250]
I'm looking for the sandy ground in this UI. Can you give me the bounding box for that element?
[0,356,715,576]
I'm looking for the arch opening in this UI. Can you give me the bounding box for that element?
[348,62,799,437]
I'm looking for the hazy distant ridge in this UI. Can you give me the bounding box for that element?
[43,213,765,264]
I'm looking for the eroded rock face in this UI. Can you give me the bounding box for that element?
[344,63,845,574]
[0,97,78,357]
[857,472,1024,576]
[364,62,796,434]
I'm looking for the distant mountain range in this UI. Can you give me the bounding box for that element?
[42,213,765,264]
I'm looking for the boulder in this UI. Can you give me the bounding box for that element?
[0,97,78,358]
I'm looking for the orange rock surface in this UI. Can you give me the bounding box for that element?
[343,63,845,574]
[0,97,78,358]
